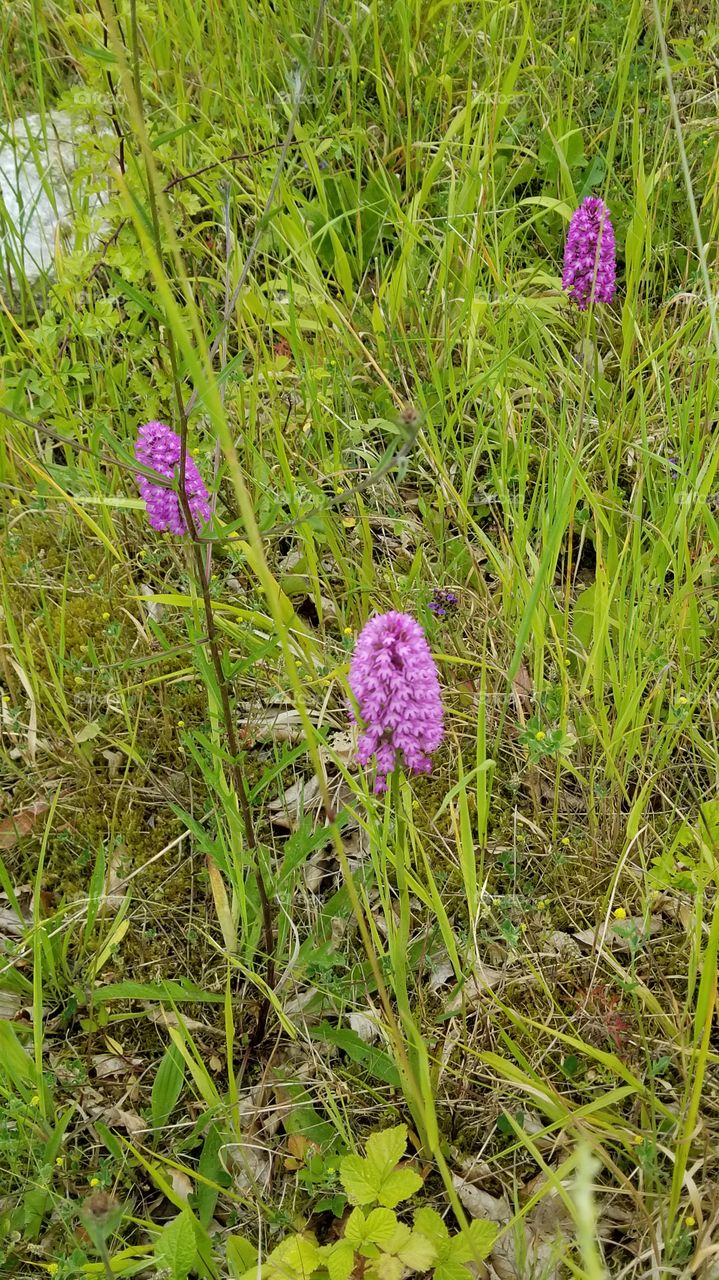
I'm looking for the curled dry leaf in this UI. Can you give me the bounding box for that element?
[92,1053,143,1080]
[453,1176,510,1225]
[268,775,321,830]
[102,749,124,780]
[0,990,21,1018]
[490,1188,572,1280]
[81,1088,146,1136]
[428,958,456,993]
[348,1010,381,1045]
[222,1138,272,1192]
[544,931,582,960]
[171,1169,194,1203]
[246,708,304,743]
[139,583,164,621]
[575,915,664,952]
[0,903,29,938]
[447,961,507,1013]
[141,1003,225,1037]
[303,848,329,893]
[0,800,50,850]
[321,730,356,766]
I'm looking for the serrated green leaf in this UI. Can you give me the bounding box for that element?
[267,1234,321,1278]
[226,1235,258,1280]
[327,1241,355,1280]
[434,1258,476,1280]
[396,1230,437,1271]
[365,1126,408,1185]
[344,1208,368,1245]
[465,1219,498,1260]
[364,1208,399,1248]
[375,1167,423,1209]
[412,1208,448,1247]
[155,1209,197,1280]
[385,1223,412,1254]
[341,1155,381,1205]
[371,1255,403,1280]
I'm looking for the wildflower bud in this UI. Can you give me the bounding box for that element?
[134,421,211,536]
[348,611,444,794]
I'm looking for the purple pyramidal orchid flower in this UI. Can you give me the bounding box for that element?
[562,197,616,311]
[348,611,444,794]
[134,421,211,536]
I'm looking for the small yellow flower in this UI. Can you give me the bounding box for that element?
[47,1266,59,1276]
[632,1133,642,1145]
[537,899,546,910]
[685,1215,696,1228]
[343,626,353,636]
[535,730,546,741]
[677,694,688,706]
[30,1094,40,1106]
[89,1177,100,1188]
[102,611,110,621]
[10,497,21,508]
[613,906,627,921]
[87,573,96,582]
[178,719,185,728]
[55,1156,65,1167]
[561,836,570,846]
[2,695,9,704]
[519,921,527,932]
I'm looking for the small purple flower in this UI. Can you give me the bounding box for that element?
[348,611,444,794]
[428,588,459,619]
[134,421,211,536]
[562,197,616,311]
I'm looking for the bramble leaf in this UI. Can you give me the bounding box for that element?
[374,1167,423,1209]
[327,1241,354,1280]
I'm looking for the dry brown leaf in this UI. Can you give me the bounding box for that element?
[303,849,329,893]
[512,661,534,719]
[575,915,664,951]
[0,801,50,850]
[102,749,124,780]
[139,583,164,621]
[268,776,321,830]
[544,931,582,960]
[82,1089,146,1136]
[490,1188,571,1280]
[447,962,507,1012]
[348,1010,381,1044]
[92,1053,142,1080]
[0,991,21,1018]
[321,730,356,766]
[453,1176,510,1224]
[246,708,304,742]
[141,1003,225,1037]
[171,1169,194,1203]
[223,1138,272,1192]
[0,903,29,938]
[429,959,456,993]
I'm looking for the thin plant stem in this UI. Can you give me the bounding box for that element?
[125,0,275,1007]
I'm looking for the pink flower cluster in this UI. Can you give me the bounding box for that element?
[134,421,211,536]
[348,611,444,793]
[562,196,616,311]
